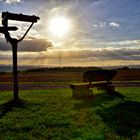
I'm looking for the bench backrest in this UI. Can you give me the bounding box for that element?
[83,69,117,83]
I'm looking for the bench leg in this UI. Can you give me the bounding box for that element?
[72,88,93,98]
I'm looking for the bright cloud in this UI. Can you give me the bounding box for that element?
[93,22,106,28]
[109,22,120,28]
[1,0,21,4]
[93,22,120,28]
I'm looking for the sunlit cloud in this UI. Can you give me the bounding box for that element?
[109,22,120,28]
[93,22,106,28]
[1,47,140,67]
[93,22,120,29]
[0,0,21,4]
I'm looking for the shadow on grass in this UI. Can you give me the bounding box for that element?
[73,90,140,138]
[74,90,125,110]
[96,100,140,138]
[0,99,26,118]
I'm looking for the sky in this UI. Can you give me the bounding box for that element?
[0,0,140,67]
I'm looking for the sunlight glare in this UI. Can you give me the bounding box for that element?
[49,16,70,37]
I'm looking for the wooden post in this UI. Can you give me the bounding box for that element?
[12,39,19,102]
[1,12,40,103]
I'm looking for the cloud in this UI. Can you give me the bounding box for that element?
[109,22,120,28]
[0,38,53,52]
[93,22,106,28]
[19,48,140,66]
[19,38,53,52]
[1,47,140,67]
[0,0,21,4]
[15,47,140,61]
[93,22,120,29]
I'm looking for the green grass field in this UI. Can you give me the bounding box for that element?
[0,88,140,140]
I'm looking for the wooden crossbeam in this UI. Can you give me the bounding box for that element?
[0,26,18,33]
[2,12,39,23]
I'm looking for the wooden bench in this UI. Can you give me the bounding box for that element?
[70,69,117,98]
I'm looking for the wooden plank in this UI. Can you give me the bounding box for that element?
[70,81,111,90]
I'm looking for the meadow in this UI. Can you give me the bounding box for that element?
[0,68,140,140]
[0,87,140,140]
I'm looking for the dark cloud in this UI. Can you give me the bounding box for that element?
[0,39,11,50]
[19,38,53,52]
[0,38,53,52]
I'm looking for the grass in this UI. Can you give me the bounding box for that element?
[0,88,140,140]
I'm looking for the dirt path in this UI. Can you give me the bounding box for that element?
[0,84,69,91]
[0,82,140,91]
[113,82,140,87]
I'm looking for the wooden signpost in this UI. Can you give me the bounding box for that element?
[0,12,39,103]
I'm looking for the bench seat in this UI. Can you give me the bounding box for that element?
[70,81,110,90]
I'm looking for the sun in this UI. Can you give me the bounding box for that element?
[49,16,71,37]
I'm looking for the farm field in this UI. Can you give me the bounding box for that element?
[1,69,140,83]
[0,68,140,91]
